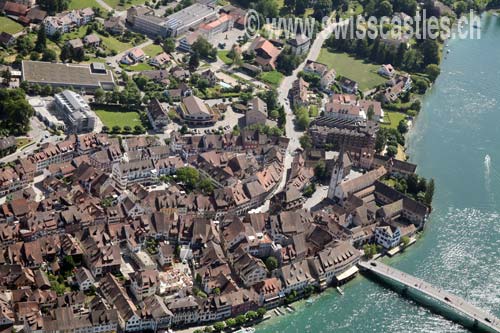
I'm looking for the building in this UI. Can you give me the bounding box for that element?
[22,61,115,92]
[287,34,311,56]
[339,77,358,94]
[199,13,233,40]
[83,34,101,48]
[147,98,169,131]
[245,97,268,127]
[378,64,395,77]
[0,32,15,48]
[178,95,217,126]
[375,225,401,249]
[54,90,96,133]
[104,16,125,35]
[325,94,384,122]
[43,8,94,36]
[0,136,16,157]
[164,3,218,37]
[248,37,281,71]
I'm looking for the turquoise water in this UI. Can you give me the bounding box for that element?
[256,14,500,333]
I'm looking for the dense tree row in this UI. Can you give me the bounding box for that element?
[0,89,34,136]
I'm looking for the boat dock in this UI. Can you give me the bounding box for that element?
[359,260,500,333]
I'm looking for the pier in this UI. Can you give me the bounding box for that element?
[358,260,500,333]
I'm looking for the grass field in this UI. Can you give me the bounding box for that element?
[0,16,24,34]
[120,62,154,71]
[218,50,233,65]
[100,34,133,53]
[95,106,143,128]
[103,0,145,9]
[68,0,106,10]
[382,111,407,129]
[317,49,387,91]
[142,44,163,57]
[259,70,284,87]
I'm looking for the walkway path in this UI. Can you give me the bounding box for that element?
[359,260,500,333]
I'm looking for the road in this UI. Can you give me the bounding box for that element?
[251,17,348,213]
[95,0,113,12]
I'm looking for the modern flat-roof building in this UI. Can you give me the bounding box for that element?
[22,61,115,92]
[54,90,96,133]
[129,3,218,37]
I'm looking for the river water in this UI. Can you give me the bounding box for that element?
[256,13,500,333]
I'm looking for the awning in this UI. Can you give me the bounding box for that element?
[336,266,359,281]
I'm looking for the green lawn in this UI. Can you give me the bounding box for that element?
[68,0,106,10]
[0,16,24,34]
[62,26,132,53]
[259,70,284,87]
[99,34,133,53]
[382,111,407,129]
[103,0,146,9]
[95,106,143,128]
[142,43,163,57]
[218,50,233,65]
[316,49,387,91]
[120,62,154,71]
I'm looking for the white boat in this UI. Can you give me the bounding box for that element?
[273,309,281,316]
[447,49,450,54]
[235,328,256,333]
[306,298,315,305]
[286,306,294,313]
[336,286,345,295]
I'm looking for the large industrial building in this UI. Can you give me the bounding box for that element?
[127,3,218,37]
[22,61,115,92]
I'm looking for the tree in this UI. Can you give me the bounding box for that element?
[299,134,313,149]
[257,307,267,318]
[0,88,34,135]
[363,244,378,258]
[367,105,375,120]
[94,87,105,103]
[123,125,132,133]
[112,125,121,133]
[163,37,176,53]
[265,256,278,271]
[73,47,85,62]
[401,236,410,248]
[413,78,429,94]
[421,39,439,67]
[425,64,441,82]
[42,49,57,62]
[235,314,247,326]
[225,318,236,327]
[35,24,47,52]
[189,52,200,71]
[377,0,393,17]
[386,145,398,157]
[102,126,110,133]
[397,119,408,134]
[176,167,200,190]
[60,44,72,62]
[213,322,225,332]
[256,0,279,17]
[246,311,258,321]
[191,36,216,60]
[313,0,333,20]
[424,178,434,205]
[204,326,214,333]
[314,161,328,181]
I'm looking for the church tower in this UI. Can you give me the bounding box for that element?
[327,150,345,200]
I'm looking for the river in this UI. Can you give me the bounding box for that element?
[256,13,500,333]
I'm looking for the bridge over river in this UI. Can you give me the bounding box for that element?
[358,260,500,333]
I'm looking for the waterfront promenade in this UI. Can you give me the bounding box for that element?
[359,260,500,333]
